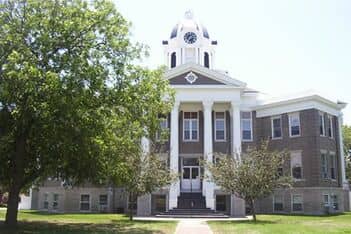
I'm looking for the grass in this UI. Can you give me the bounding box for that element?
[0,210,177,234]
[208,213,351,234]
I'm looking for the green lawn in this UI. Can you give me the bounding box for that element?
[0,210,177,234]
[208,213,351,234]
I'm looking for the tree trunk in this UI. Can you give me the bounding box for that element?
[128,193,133,221]
[5,185,20,227]
[250,199,256,222]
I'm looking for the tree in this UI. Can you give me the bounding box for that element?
[206,141,292,221]
[0,0,173,227]
[342,125,351,182]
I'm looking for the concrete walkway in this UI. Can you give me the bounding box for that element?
[175,219,213,234]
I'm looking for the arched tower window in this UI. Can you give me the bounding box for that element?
[204,52,209,68]
[171,52,176,68]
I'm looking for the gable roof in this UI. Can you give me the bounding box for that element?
[164,63,247,87]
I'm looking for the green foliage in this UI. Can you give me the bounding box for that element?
[206,141,292,221]
[342,125,351,182]
[0,0,173,226]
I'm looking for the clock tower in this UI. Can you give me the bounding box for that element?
[162,11,217,69]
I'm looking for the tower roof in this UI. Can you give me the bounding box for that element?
[170,10,210,40]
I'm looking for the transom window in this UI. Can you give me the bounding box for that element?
[271,116,282,139]
[291,151,302,180]
[80,194,90,211]
[215,112,226,141]
[319,113,325,136]
[241,112,252,141]
[289,113,301,137]
[183,112,198,141]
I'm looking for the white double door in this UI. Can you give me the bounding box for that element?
[181,157,201,191]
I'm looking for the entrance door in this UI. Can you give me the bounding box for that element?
[182,166,201,191]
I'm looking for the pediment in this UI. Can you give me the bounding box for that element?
[165,63,246,87]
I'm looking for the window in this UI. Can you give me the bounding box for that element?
[319,113,325,136]
[183,112,198,141]
[331,195,339,210]
[241,112,252,141]
[154,195,166,212]
[323,194,330,208]
[273,195,284,212]
[171,52,176,68]
[277,167,283,177]
[321,152,328,179]
[291,151,302,180]
[53,194,59,210]
[216,195,227,212]
[215,112,226,141]
[271,116,282,139]
[156,116,168,141]
[43,193,49,209]
[99,195,108,206]
[204,52,209,68]
[289,113,301,137]
[80,194,90,211]
[330,153,336,180]
[292,194,303,212]
[327,115,333,138]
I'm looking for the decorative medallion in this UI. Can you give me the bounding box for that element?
[184,72,198,84]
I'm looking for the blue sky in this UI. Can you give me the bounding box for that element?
[115,0,351,124]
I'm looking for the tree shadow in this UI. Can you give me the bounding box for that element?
[0,220,172,234]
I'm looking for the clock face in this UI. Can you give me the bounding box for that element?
[184,32,197,44]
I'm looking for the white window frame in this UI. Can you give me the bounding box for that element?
[330,152,336,180]
[319,112,325,136]
[80,194,91,212]
[323,194,330,208]
[271,115,282,140]
[273,195,284,212]
[289,112,301,137]
[183,111,199,142]
[290,151,303,180]
[321,151,328,179]
[215,111,226,142]
[156,116,168,141]
[52,193,59,211]
[291,194,303,212]
[241,111,253,142]
[328,115,333,138]
[43,193,49,210]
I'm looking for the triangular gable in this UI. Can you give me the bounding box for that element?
[169,71,225,85]
[164,63,246,87]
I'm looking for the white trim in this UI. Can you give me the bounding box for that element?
[271,115,282,140]
[214,111,226,142]
[241,111,253,142]
[183,111,199,142]
[319,112,326,137]
[288,112,301,137]
[291,194,304,212]
[80,193,91,212]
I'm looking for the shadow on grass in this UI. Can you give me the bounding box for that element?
[0,220,171,234]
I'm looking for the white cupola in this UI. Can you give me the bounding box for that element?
[162,11,217,69]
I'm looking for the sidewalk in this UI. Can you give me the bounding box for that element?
[175,219,213,234]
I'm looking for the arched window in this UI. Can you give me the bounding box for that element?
[204,52,209,68]
[171,52,176,68]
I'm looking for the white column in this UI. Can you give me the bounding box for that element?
[203,100,215,209]
[231,102,241,159]
[338,113,349,189]
[169,101,180,209]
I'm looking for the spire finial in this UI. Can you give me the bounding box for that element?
[184,10,194,19]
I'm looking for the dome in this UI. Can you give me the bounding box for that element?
[169,11,210,40]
